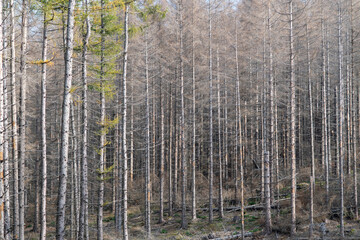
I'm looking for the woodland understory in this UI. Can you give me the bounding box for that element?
[1,0,360,239]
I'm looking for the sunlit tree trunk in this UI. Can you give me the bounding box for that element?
[56,0,75,237]
[40,12,48,240]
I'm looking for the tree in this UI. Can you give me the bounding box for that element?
[56,0,75,237]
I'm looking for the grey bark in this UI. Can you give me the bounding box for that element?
[216,48,223,219]
[122,4,129,239]
[289,0,297,236]
[338,2,344,237]
[40,11,48,240]
[79,0,90,238]
[56,0,75,237]
[145,30,151,238]
[10,0,19,235]
[208,0,214,223]
[19,0,28,237]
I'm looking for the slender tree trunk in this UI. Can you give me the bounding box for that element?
[0,0,4,236]
[307,23,315,239]
[122,4,129,239]
[178,0,187,229]
[56,0,75,237]
[208,0,214,223]
[19,0,28,237]
[191,0,196,220]
[144,30,151,238]
[168,83,173,217]
[159,67,164,224]
[216,48,223,219]
[264,152,271,234]
[289,0,297,236]
[79,0,90,238]
[10,0,19,235]
[97,2,106,237]
[130,84,134,183]
[321,7,329,204]
[40,12,48,240]
[338,2,344,237]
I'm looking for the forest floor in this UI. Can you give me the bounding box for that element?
[24,169,360,239]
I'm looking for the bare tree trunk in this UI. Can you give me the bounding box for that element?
[56,0,75,237]
[0,0,4,236]
[159,68,164,224]
[97,1,106,238]
[79,0,90,238]
[122,4,129,239]
[168,83,173,217]
[145,30,151,238]
[130,84,134,183]
[234,19,239,205]
[216,48,223,219]
[40,11,48,240]
[306,23,315,238]
[70,103,79,239]
[264,152,271,234]
[191,0,196,221]
[289,0,297,236]
[18,0,28,237]
[178,0,187,229]
[208,0,214,223]
[10,0,19,235]
[337,2,344,237]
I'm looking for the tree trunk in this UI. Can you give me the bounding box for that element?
[289,0,297,236]
[19,0,28,237]
[264,152,271,234]
[179,0,187,229]
[145,30,151,238]
[208,0,214,223]
[40,11,48,240]
[191,0,196,221]
[216,48,223,219]
[97,1,106,238]
[307,23,315,238]
[338,2,344,237]
[122,4,129,239]
[79,0,90,238]
[10,0,19,235]
[56,0,75,237]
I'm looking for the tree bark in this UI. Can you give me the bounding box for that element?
[56,0,75,237]
[40,11,48,240]
[289,0,297,236]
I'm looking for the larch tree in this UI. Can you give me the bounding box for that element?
[56,0,75,237]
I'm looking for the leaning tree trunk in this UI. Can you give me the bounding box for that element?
[56,0,75,237]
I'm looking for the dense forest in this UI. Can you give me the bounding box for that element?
[0,0,360,239]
